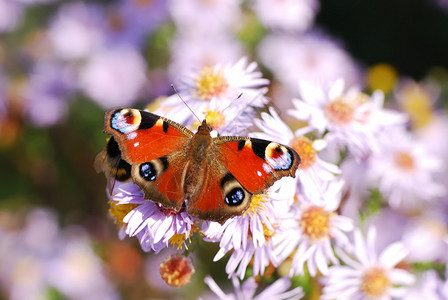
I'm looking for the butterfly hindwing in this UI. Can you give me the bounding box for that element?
[187,160,252,223]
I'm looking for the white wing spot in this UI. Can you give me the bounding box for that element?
[134,142,140,147]
[127,132,137,140]
[257,171,262,177]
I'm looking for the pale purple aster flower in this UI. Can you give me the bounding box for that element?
[48,2,105,60]
[105,0,168,47]
[403,270,448,300]
[257,32,362,91]
[45,232,119,300]
[288,80,408,159]
[109,181,195,254]
[321,227,415,300]
[79,46,147,108]
[168,0,242,34]
[281,179,354,277]
[366,128,445,209]
[201,275,304,300]
[169,32,244,81]
[401,209,448,262]
[251,0,318,32]
[0,209,118,300]
[24,61,76,126]
[0,0,23,33]
[252,107,341,201]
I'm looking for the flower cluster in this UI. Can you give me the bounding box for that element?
[1,0,448,298]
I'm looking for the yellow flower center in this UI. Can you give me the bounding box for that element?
[399,83,433,128]
[108,201,138,227]
[300,206,331,240]
[367,63,398,94]
[361,267,389,298]
[169,225,198,250]
[194,67,229,100]
[290,136,317,169]
[394,151,415,171]
[205,110,226,130]
[324,97,355,125]
[243,194,268,218]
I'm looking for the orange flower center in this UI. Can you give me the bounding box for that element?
[324,98,355,125]
[361,267,389,298]
[394,151,415,171]
[300,206,331,240]
[194,67,229,100]
[290,136,317,169]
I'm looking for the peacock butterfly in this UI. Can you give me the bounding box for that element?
[95,108,300,224]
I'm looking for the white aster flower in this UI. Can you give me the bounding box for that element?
[109,181,195,253]
[159,58,269,128]
[403,270,447,300]
[321,227,416,300]
[79,46,147,108]
[258,33,361,91]
[204,179,297,279]
[367,128,445,209]
[251,0,318,32]
[168,0,242,34]
[281,179,354,277]
[201,275,304,300]
[289,80,407,158]
[252,107,341,201]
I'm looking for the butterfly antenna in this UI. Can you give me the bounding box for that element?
[171,84,201,122]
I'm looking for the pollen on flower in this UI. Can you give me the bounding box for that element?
[169,225,197,250]
[159,255,195,287]
[243,193,268,218]
[300,206,331,240]
[108,201,138,227]
[194,67,229,100]
[361,267,389,298]
[290,136,316,169]
[324,97,355,125]
[394,151,415,171]
[205,110,226,129]
[262,223,275,241]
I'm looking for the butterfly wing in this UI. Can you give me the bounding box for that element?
[186,136,300,224]
[213,136,300,194]
[101,108,194,211]
[186,159,253,223]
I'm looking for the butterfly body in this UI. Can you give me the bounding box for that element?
[96,108,300,223]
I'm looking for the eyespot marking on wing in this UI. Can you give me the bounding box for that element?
[110,108,141,134]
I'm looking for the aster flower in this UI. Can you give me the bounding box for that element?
[403,270,447,299]
[47,2,105,60]
[79,46,147,108]
[257,33,361,92]
[108,181,196,253]
[252,107,341,201]
[320,227,415,300]
[24,61,76,126]
[251,0,318,32]
[159,57,269,129]
[201,275,304,300]
[203,179,297,279]
[168,0,242,34]
[279,179,354,277]
[288,80,407,158]
[366,128,445,209]
[0,0,23,33]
